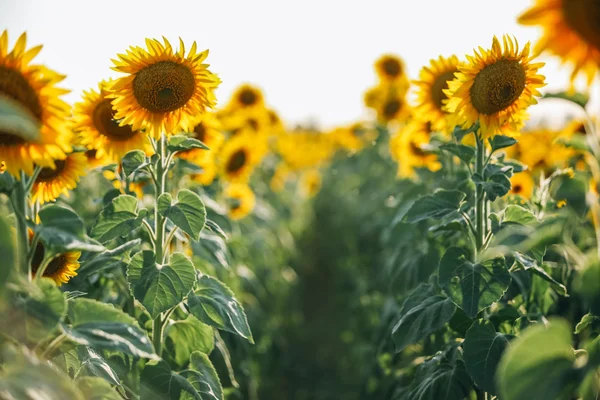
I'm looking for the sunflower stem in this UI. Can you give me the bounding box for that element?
[34,255,53,282]
[475,133,486,257]
[13,173,31,280]
[153,314,163,356]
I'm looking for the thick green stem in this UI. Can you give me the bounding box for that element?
[153,315,163,356]
[475,134,486,255]
[13,175,30,279]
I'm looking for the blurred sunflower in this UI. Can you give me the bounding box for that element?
[73,80,152,161]
[332,122,374,153]
[109,37,220,138]
[516,127,574,174]
[390,120,441,178]
[413,55,461,134]
[375,54,407,82]
[30,231,80,285]
[83,148,110,170]
[363,85,384,109]
[267,108,285,136]
[300,169,322,198]
[509,171,535,198]
[270,163,290,193]
[224,183,255,220]
[444,35,546,138]
[178,112,224,161]
[219,133,263,182]
[377,93,410,124]
[31,152,87,204]
[0,31,72,177]
[190,153,218,186]
[518,0,600,85]
[228,84,265,112]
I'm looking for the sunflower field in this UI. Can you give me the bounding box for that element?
[0,1,600,399]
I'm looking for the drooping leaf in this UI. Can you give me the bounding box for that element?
[452,121,479,142]
[166,315,215,367]
[91,195,147,243]
[181,351,224,400]
[188,275,254,344]
[473,163,513,202]
[77,347,122,388]
[158,189,207,241]
[543,91,589,108]
[127,251,196,319]
[439,247,511,318]
[440,143,475,165]
[504,205,537,226]
[575,313,600,334]
[0,94,41,143]
[168,135,209,152]
[408,352,473,400]
[392,281,456,352]
[497,319,576,400]
[76,377,122,400]
[463,319,513,394]
[205,219,227,240]
[121,150,148,178]
[406,190,466,223]
[489,135,517,153]
[513,252,567,296]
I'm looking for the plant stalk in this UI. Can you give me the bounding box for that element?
[14,173,30,280]
[475,134,486,255]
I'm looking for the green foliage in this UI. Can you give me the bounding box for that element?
[91,195,147,243]
[406,190,466,223]
[168,135,210,152]
[158,189,207,241]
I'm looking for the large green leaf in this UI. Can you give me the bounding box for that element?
[127,251,196,319]
[439,143,475,165]
[513,252,567,296]
[473,163,513,202]
[408,352,473,400]
[91,195,147,243]
[392,281,456,352]
[76,377,122,400]
[37,204,104,254]
[68,298,138,326]
[188,275,254,344]
[463,319,513,394]
[181,351,224,400]
[140,360,200,400]
[158,190,207,241]
[64,321,158,360]
[497,319,577,400]
[406,190,466,223]
[121,150,148,178]
[488,135,517,153]
[166,315,215,366]
[76,347,122,387]
[168,134,209,152]
[439,247,511,318]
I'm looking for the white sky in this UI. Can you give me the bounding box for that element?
[1,0,598,129]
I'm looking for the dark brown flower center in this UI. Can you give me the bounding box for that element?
[30,242,67,277]
[470,59,526,115]
[238,89,258,106]
[247,118,259,131]
[0,66,43,145]
[93,99,138,141]
[132,61,195,113]
[513,184,523,194]
[85,149,98,160]
[229,197,242,210]
[410,141,426,157]
[431,70,458,110]
[381,58,402,77]
[383,99,401,119]
[226,150,247,173]
[193,122,207,142]
[562,0,600,50]
[36,159,66,182]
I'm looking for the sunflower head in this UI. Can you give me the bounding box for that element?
[375,54,406,81]
[30,231,80,285]
[32,152,87,204]
[0,31,72,177]
[228,84,265,111]
[414,55,462,134]
[519,0,600,86]
[224,183,255,220]
[300,169,322,198]
[178,112,224,162]
[109,37,220,138]
[390,120,441,178]
[444,35,546,138]
[270,163,290,193]
[189,152,217,186]
[509,171,535,199]
[219,132,265,183]
[377,93,411,124]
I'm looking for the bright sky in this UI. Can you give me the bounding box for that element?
[1,0,597,129]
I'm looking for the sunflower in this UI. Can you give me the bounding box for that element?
[509,171,535,199]
[377,92,411,124]
[390,120,441,178]
[516,127,575,174]
[518,0,600,85]
[332,122,374,153]
[73,80,152,161]
[270,163,290,193]
[267,108,285,136]
[190,153,217,186]
[31,152,87,204]
[178,112,224,162]
[375,54,407,82]
[83,148,110,170]
[109,37,220,138]
[224,183,255,220]
[227,84,265,112]
[219,133,264,182]
[413,55,462,134]
[30,230,80,285]
[300,169,322,198]
[0,31,72,177]
[444,35,546,138]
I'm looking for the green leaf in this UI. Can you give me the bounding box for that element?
[69,298,138,326]
[406,190,466,223]
[452,121,479,142]
[127,251,196,319]
[205,219,227,240]
[37,204,104,254]
[543,91,589,108]
[497,319,576,400]
[0,94,41,143]
[392,281,456,352]
[463,319,513,394]
[168,134,210,152]
[575,313,600,334]
[92,195,147,243]
[439,247,511,318]
[0,170,15,194]
[408,352,473,400]
[77,347,122,388]
[188,275,254,343]
[513,252,567,296]
[489,135,517,153]
[140,360,199,400]
[181,351,224,400]
[474,164,513,202]
[166,315,215,366]
[0,214,15,293]
[158,190,207,241]
[440,143,475,165]
[121,150,148,178]
[64,321,158,360]
[550,173,588,216]
[76,377,122,400]
[504,205,537,226]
